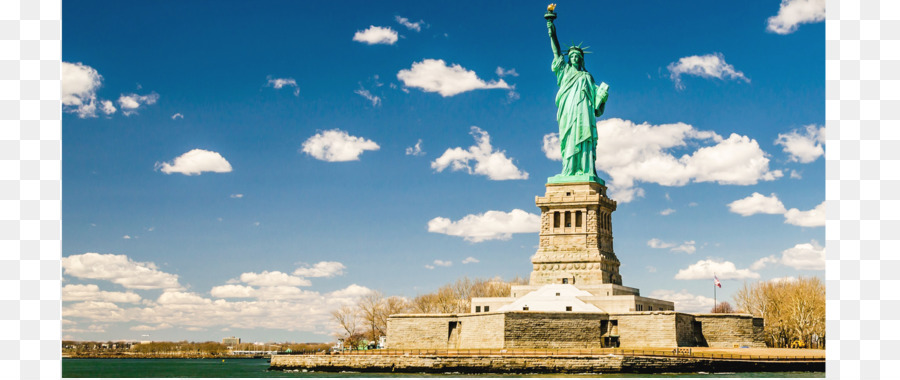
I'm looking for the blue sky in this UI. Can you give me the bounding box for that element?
[61,0,825,343]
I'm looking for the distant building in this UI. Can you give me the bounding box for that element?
[222,336,241,347]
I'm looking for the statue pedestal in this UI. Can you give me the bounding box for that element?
[547,173,605,185]
[531,181,621,286]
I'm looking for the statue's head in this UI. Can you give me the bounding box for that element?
[567,44,589,69]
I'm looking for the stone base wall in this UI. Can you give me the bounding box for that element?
[458,313,505,348]
[503,312,606,349]
[612,312,678,347]
[387,315,457,349]
[693,314,766,348]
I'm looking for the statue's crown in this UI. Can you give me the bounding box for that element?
[567,42,591,55]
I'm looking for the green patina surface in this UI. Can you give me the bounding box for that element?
[546,6,608,185]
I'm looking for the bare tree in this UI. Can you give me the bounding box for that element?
[733,277,824,348]
[331,305,362,342]
[710,301,735,313]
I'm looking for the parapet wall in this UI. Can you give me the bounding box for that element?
[504,312,606,349]
[693,314,766,348]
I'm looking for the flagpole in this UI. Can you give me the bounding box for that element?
[713,273,717,313]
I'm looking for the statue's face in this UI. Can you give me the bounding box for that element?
[570,52,583,68]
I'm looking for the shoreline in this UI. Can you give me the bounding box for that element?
[269,353,824,374]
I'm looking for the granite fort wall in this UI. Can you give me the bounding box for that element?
[387,314,457,349]
[503,312,607,349]
[693,314,766,348]
[611,312,678,347]
[458,313,505,349]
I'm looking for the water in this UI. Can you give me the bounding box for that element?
[62,358,825,378]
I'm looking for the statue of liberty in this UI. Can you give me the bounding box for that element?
[545,4,609,184]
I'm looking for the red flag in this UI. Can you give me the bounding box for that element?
[714,275,721,288]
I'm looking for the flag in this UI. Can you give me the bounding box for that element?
[714,275,721,288]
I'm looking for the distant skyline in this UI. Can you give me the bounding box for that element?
[61,0,825,342]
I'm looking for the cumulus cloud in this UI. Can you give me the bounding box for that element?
[648,289,715,314]
[397,59,510,97]
[406,139,424,156]
[427,209,540,242]
[354,88,381,106]
[660,208,676,216]
[542,118,781,202]
[100,100,116,115]
[433,260,452,267]
[667,53,749,90]
[266,76,300,96]
[728,193,823,227]
[767,0,825,35]
[462,257,479,264]
[62,253,183,290]
[431,126,528,180]
[727,192,787,216]
[300,129,380,162]
[753,241,825,271]
[541,133,562,161]
[171,113,184,120]
[117,92,159,116]
[239,271,311,287]
[775,125,825,163]
[395,16,424,32]
[353,25,398,45]
[648,238,695,254]
[155,149,233,175]
[495,67,519,77]
[62,62,105,118]
[674,259,759,280]
[784,201,825,227]
[210,284,255,298]
[62,284,142,304]
[292,261,346,278]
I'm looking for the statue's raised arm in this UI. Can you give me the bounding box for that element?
[545,4,561,58]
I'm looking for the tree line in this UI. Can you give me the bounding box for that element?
[733,276,825,349]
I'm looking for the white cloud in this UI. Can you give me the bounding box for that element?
[780,241,825,270]
[775,125,825,163]
[462,257,479,264]
[354,88,381,106]
[424,264,435,269]
[397,59,510,97]
[770,276,799,283]
[647,238,675,249]
[122,235,132,240]
[671,241,697,254]
[433,260,452,267]
[210,284,255,298]
[648,238,695,254]
[750,240,825,271]
[674,259,759,280]
[660,208,676,216]
[239,271,311,287]
[266,76,299,96]
[727,192,788,216]
[353,25,398,45]
[406,139,424,156]
[300,129,380,162]
[784,201,825,227]
[155,149,233,175]
[648,289,715,314]
[171,113,184,120]
[546,118,782,202]
[767,0,825,35]
[62,253,183,290]
[117,92,159,116]
[130,323,172,331]
[431,126,528,180]
[495,67,519,77]
[230,194,243,199]
[100,100,116,115]
[790,170,802,179]
[292,261,346,278]
[427,209,540,242]
[542,133,562,161]
[62,61,104,118]
[395,16,424,32]
[667,53,749,90]
[62,284,142,304]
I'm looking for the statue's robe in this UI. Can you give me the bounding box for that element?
[552,55,609,177]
